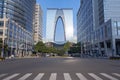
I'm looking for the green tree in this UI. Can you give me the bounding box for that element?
[34,41,46,53]
[64,41,71,52]
[76,42,81,47]
[68,42,81,55]
[57,49,65,56]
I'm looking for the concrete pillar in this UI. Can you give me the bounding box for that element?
[10,47,13,56]
[23,50,25,57]
[81,44,83,57]
[98,43,101,57]
[112,39,116,57]
[17,50,19,57]
[18,50,20,57]
[16,49,18,56]
[104,41,108,57]
[90,45,92,56]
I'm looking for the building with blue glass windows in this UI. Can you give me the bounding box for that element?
[0,0,36,57]
[77,0,120,57]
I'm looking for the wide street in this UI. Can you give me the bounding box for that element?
[0,57,120,80]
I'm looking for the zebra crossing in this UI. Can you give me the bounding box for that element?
[0,73,120,80]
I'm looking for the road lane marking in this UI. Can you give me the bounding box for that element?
[0,74,7,78]
[88,73,103,80]
[18,73,32,80]
[64,73,72,80]
[66,57,74,58]
[49,73,57,80]
[100,73,119,80]
[76,73,87,80]
[33,73,44,80]
[3,73,20,80]
[112,73,120,77]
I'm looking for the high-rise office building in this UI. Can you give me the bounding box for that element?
[77,0,95,56]
[33,4,43,45]
[0,0,36,57]
[46,8,74,43]
[77,0,120,57]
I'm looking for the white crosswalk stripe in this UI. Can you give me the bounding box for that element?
[0,73,120,80]
[112,73,120,77]
[18,73,32,80]
[0,74,7,78]
[64,73,72,80]
[88,73,103,80]
[33,73,44,80]
[2,73,20,80]
[76,73,88,80]
[100,73,119,80]
[49,73,57,80]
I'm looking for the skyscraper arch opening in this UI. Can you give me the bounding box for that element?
[54,17,66,43]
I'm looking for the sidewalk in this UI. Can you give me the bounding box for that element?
[4,56,40,60]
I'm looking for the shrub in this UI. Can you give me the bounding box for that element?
[109,57,120,60]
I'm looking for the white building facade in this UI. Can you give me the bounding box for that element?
[33,4,43,45]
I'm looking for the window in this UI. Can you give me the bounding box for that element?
[34,31,37,33]
[118,22,120,27]
[5,30,8,36]
[0,21,4,27]
[0,29,3,35]
[113,21,117,27]
[10,23,13,30]
[114,21,118,35]
[117,22,120,35]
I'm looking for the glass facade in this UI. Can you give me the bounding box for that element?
[0,0,4,18]
[103,0,120,22]
[0,19,33,56]
[77,0,94,52]
[46,9,74,43]
[7,21,32,49]
[77,0,120,56]
[0,0,36,33]
[114,21,120,36]
[0,0,36,57]
[0,21,4,27]
[98,0,104,25]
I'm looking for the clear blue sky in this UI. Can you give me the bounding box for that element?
[37,0,80,42]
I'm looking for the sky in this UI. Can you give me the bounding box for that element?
[37,0,80,42]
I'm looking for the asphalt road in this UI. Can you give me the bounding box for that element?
[0,57,120,80]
